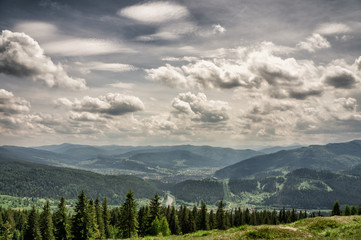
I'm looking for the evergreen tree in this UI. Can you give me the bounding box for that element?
[149,193,161,223]
[95,198,105,239]
[54,196,69,240]
[331,201,342,216]
[0,212,3,237]
[344,205,351,216]
[24,205,42,240]
[198,202,209,230]
[102,198,111,239]
[216,200,226,230]
[40,200,55,240]
[149,217,160,236]
[168,206,181,235]
[159,217,171,236]
[358,204,361,215]
[209,210,215,230]
[88,199,100,239]
[244,208,250,225]
[1,220,14,240]
[119,190,138,238]
[71,190,92,240]
[138,206,150,237]
[351,206,357,215]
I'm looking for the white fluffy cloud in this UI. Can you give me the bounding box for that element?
[0,30,86,90]
[0,89,30,115]
[172,92,229,122]
[315,23,351,35]
[56,93,144,116]
[297,33,331,52]
[118,1,189,24]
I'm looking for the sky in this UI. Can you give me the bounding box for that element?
[0,0,361,148]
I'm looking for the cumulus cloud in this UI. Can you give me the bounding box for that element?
[212,24,226,34]
[0,89,31,115]
[118,1,189,24]
[0,30,86,90]
[297,33,331,52]
[323,66,358,89]
[147,44,328,100]
[315,23,351,35]
[56,93,144,116]
[147,60,260,89]
[171,92,229,122]
[334,98,358,111]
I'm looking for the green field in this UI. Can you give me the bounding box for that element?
[129,216,361,240]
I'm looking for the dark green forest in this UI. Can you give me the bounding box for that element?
[3,190,358,240]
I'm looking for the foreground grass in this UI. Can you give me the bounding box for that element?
[125,216,361,239]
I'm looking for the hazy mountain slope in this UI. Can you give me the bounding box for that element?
[0,146,75,166]
[215,140,361,179]
[264,168,361,208]
[0,153,158,204]
[259,145,303,154]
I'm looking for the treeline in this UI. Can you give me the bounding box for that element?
[0,190,329,239]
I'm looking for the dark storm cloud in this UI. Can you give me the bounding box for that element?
[324,68,358,89]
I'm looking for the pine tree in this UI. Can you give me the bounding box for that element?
[149,193,161,223]
[88,199,100,239]
[168,206,181,235]
[24,205,42,240]
[216,200,226,230]
[198,202,209,230]
[119,190,138,238]
[1,220,14,240]
[71,190,92,240]
[95,198,104,239]
[138,206,150,237]
[331,201,342,216]
[0,211,3,237]
[54,196,69,240]
[209,210,215,230]
[344,205,351,216]
[40,200,55,240]
[149,217,160,236]
[351,206,357,215]
[244,208,250,225]
[159,217,171,236]
[102,197,111,239]
[358,204,361,215]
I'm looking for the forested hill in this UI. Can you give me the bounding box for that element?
[0,154,158,204]
[215,140,361,179]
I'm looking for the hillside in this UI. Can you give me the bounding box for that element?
[215,140,361,179]
[1,144,262,181]
[0,154,158,204]
[139,216,361,240]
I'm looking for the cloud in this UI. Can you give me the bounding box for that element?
[355,56,361,71]
[297,33,331,52]
[118,1,189,24]
[212,24,226,34]
[15,22,135,56]
[335,98,357,111]
[0,30,86,90]
[75,61,137,74]
[0,89,31,115]
[56,93,144,116]
[171,92,229,122]
[146,60,260,89]
[323,66,358,89]
[315,23,351,35]
[42,38,135,56]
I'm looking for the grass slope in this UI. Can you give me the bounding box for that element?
[135,216,361,239]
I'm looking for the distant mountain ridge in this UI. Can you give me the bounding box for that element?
[1,143,263,181]
[215,140,361,179]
